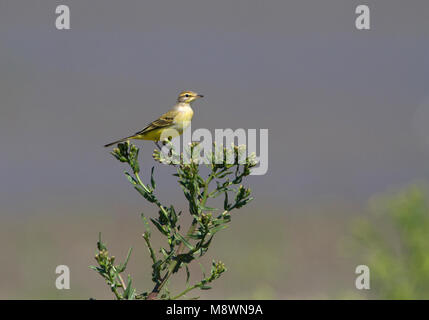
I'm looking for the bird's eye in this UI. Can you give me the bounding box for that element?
[185,94,189,97]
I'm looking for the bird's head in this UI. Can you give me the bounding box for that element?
[177,90,204,103]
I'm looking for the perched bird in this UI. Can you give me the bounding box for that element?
[104,90,204,148]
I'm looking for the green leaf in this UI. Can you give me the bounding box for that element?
[185,266,190,285]
[150,166,156,189]
[150,218,169,236]
[233,176,243,184]
[169,206,178,225]
[176,233,195,251]
[89,265,100,272]
[176,253,195,263]
[134,185,156,203]
[200,236,214,249]
[209,224,229,235]
[188,231,203,240]
[97,232,107,251]
[217,170,233,179]
[124,172,137,185]
[223,192,229,211]
[220,213,231,223]
[160,247,169,259]
[198,262,206,278]
[200,285,212,290]
[123,275,136,300]
[172,253,194,273]
[200,206,218,212]
[117,247,133,272]
[141,213,151,235]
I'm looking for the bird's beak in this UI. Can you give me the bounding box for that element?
[197,94,204,98]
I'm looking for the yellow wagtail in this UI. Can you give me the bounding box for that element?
[104,90,204,148]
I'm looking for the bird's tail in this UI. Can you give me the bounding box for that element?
[104,136,133,148]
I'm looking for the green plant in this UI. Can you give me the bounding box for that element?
[348,184,429,299]
[90,141,258,300]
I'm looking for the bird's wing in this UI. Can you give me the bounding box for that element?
[134,109,178,135]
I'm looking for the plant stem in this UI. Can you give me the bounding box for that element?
[147,172,215,299]
[147,219,198,299]
[135,171,145,188]
[135,171,169,214]
[201,173,215,206]
[171,283,200,300]
[111,282,123,300]
[143,235,157,264]
[117,273,127,291]
[111,265,127,291]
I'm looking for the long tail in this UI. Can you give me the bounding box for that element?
[104,136,133,148]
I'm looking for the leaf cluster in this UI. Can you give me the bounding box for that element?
[89,233,135,299]
[92,140,258,299]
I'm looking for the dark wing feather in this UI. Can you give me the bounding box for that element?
[134,112,176,135]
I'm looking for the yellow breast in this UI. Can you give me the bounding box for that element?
[173,106,194,132]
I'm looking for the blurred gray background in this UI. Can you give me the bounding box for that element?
[1,0,429,299]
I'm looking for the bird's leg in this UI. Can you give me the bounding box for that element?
[165,138,173,157]
[155,141,161,150]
